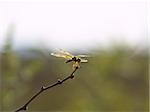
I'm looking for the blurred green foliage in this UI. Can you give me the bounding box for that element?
[0,30,149,111]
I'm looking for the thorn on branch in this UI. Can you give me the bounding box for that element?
[57,79,62,84]
[41,86,46,90]
[23,106,28,110]
[70,74,74,79]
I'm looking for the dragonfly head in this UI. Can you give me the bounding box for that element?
[76,58,81,62]
[72,57,76,61]
[73,57,81,62]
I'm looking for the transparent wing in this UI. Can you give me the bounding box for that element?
[51,53,72,59]
[80,59,88,63]
[58,49,74,57]
[76,55,89,58]
[51,53,66,58]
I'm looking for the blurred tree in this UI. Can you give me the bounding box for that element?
[1,26,45,111]
[0,27,148,111]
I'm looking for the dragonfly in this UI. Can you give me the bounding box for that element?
[51,49,88,69]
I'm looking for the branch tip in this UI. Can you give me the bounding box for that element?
[75,66,79,69]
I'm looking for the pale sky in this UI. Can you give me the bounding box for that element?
[0,0,148,50]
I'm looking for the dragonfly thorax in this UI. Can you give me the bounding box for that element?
[72,57,81,62]
[65,57,80,63]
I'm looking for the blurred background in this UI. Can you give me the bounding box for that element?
[0,0,149,111]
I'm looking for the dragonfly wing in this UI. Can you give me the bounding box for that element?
[58,49,74,58]
[77,55,89,58]
[80,59,88,63]
[51,53,66,58]
[65,55,73,59]
[51,53,72,59]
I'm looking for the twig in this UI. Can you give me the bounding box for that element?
[15,67,78,112]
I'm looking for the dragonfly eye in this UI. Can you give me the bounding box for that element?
[77,58,81,62]
[72,57,76,61]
